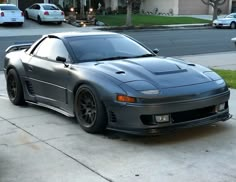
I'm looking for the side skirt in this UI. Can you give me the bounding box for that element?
[26,101,75,117]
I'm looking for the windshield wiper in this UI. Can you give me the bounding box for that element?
[96,56,132,61]
[133,54,155,58]
[96,54,155,61]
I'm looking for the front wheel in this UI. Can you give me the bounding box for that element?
[74,84,107,133]
[6,69,25,105]
[230,22,236,29]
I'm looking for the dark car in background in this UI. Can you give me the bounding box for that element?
[3,31,231,135]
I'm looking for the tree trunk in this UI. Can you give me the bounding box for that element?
[212,5,218,21]
[80,0,85,19]
[126,2,132,26]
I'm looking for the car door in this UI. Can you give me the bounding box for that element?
[25,37,71,110]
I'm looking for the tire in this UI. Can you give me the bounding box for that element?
[17,22,23,26]
[37,16,42,24]
[230,22,236,29]
[25,11,29,19]
[6,69,25,105]
[57,21,62,25]
[74,84,107,133]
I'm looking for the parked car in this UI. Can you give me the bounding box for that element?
[25,3,64,24]
[4,32,231,135]
[0,4,24,26]
[213,13,236,29]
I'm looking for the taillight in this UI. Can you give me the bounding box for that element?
[0,12,4,17]
[21,11,24,16]
[44,11,49,15]
[61,11,64,15]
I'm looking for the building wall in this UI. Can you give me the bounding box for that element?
[141,0,178,15]
[179,0,230,15]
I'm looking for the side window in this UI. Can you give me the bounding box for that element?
[34,38,69,62]
[31,5,37,9]
[36,5,40,10]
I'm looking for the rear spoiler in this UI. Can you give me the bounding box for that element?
[232,37,236,47]
[5,43,33,53]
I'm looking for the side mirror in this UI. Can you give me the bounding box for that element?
[56,56,66,63]
[153,48,159,55]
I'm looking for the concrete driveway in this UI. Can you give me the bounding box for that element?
[0,90,235,182]
[0,50,236,181]
[0,19,97,37]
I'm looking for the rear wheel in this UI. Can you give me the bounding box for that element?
[37,16,42,24]
[17,22,23,26]
[57,21,62,25]
[230,22,236,29]
[74,84,107,133]
[25,11,29,19]
[7,69,25,105]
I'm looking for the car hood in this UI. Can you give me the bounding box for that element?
[216,17,234,21]
[77,57,213,89]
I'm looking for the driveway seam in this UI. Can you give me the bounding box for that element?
[2,117,113,182]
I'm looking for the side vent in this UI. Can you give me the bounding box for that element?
[109,111,117,123]
[25,81,35,95]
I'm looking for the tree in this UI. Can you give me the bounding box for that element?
[201,0,226,21]
[80,0,85,19]
[126,0,140,26]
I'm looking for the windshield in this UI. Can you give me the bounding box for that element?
[0,5,19,10]
[42,5,59,10]
[67,34,153,63]
[225,14,236,18]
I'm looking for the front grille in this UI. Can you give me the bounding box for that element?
[171,106,216,123]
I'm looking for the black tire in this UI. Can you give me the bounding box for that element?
[6,69,25,105]
[25,11,29,19]
[57,21,62,25]
[230,22,236,29]
[37,16,42,24]
[74,84,107,133]
[17,22,23,26]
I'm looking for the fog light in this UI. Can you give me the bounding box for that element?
[218,103,225,111]
[155,115,170,123]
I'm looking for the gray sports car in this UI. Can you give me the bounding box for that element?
[4,31,231,135]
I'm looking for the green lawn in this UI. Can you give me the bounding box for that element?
[214,69,236,89]
[96,14,211,26]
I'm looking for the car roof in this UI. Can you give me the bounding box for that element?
[48,31,120,39]
[0,4,17,6]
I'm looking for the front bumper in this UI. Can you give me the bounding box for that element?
[213,23,230,28]
[106,90,231,135]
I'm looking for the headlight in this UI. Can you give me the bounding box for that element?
[141,90,160,95]
[204,71,222,81]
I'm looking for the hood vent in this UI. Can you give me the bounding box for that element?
[116,71,125,75]
[25,81,35,95]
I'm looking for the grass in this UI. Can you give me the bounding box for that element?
[214,69,236,89]
[96,14,211,26]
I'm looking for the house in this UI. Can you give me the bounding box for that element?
[140,0,234,15]
[104,0,235,15]
[3,0,236,14]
